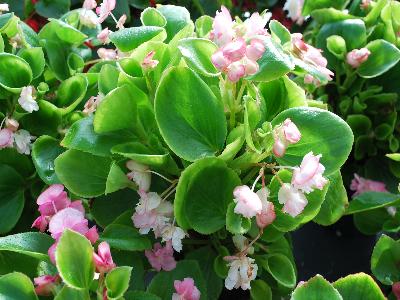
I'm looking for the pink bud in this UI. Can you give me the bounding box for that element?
[360,0,371,10]
[97,28,111,44]
[116,14,127,29]
[283,119,301,143]
[246,39,265,61]
[145,242,177,272]
[227,62,246,82]
[255,188,276,229]
[346,48,371,68]
[211,50,231,70]
[233,185,263,218]
[48,242,57,264]
[85,226,99,244]
[273,118,301,157]
[142,51,159,70]
[244,59,259,76]
[273,139,287,157]
[222,38,247,62]
[173,277,201,300]
[5,118,19,132]
[304,74,314,84]
[34,275,59,296]
[32,216,49,232]
[97,48,117,60]
[94,241,116,273]
[0,128,13,148]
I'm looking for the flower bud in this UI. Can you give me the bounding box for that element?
[5,118,19,132]
[227,62,246,82]
[211,50,231,70]
[246,39,265,61]
[346,48,371,68]
[222,38,247,62]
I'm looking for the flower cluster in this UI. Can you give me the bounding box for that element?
[210,6,271,82]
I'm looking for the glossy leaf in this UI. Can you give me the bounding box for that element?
[100,224,151,251]
[110,26,166,52]
[140,7,166,27]
[333,273,386,300]
[291,275,343,300]
[106,266,132,299]
[17,47,45,79]
[157,5,192,42]
[54,286,90,300]
[264,254,296,288]
[0,272,38,300]
[345,192,400,215]
[250,280,272,300]
[0,53,32,93]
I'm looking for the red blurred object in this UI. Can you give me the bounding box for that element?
[31,0,38,4]
[271,6,292,30]
[84,41,95,49]
[26,18,39,32]
[149,0,156,7]
[26,14,47,32]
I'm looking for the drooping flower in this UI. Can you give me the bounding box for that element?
[161,224,186,252]
[34,275,59,296]
[18,86,39,113]
[13,129,35,155]
[48,207,89,240]
[0,3,9,14]
[233,185,263,218]
[346,48,371,68]
[93,241,116,273]
[283,0,305,25]
[126,160,151,192]
[172,278,201,300]
[5,118,19,132]
[350,174,388,198]
[278,183,308,217]
[145,241,177,272]
[97,48,118,60]
[32,215,49,232]
[0,128,13,149]
[291,152,328,193]
[36,184,71,217]
[210,6,235,47]
[116,14,127,29]
[141,51,159,71]
[225,256,258,290]
[82,0,97,10]
[97,28,111,44]
[255,188,276,229]
[243,58,259,76]
[273,118,301,157]
[96,0,116,24]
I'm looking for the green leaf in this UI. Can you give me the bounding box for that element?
[106,266,132,299]
[195,16,213,38]
[0,164,25,234]
[0,53,32,93]
[110,26,167,52]
[175,157,241,234]
[0,272,38,300]
[263,254,296,288]
[246,36,294,82]
[56,230,94,289]
[271,107,354,176]
[314,171,348,226]
[157,5,191,42]
[35,0,70,18]
[303,0,348,15]
[0,148,34,178]
[155,66,226,162]
[125,291,161,300]
[345,192,400,215]
[105,162,132,194]
[357,39,400,78]
[32,135,63,184]
[0,232,53,261]
[94,85,138,134]
[17,47,45,79]
[226,202,251,235]
[148,260,207,299]
[54,286,90,300]
[98,64,120,95]
[354,209,390,235]
[387,153,400,161]
[269,20,291,45]
[178,38,219,77]
[140,7,167,27]
[333,273,386,300]
[54,149,113,197]
[291,275,343,300]
[55,74,88,114]
[371,234,400,285]
[100,224,151,251]
[311,8,357,24]
[48,18,87,44]
[250,280,272,300]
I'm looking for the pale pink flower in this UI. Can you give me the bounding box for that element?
[0,128,13,149]
[141,51,159,71]
[0,3,9,14]
[48,242,57,264]
[225,256,258,290]
[32,216,49,232]
[13,129,35,155]
[97,48,118,60]
[18,86,39,113]
[172,278,201,300]
[273,118,301,157]
[126,160,151,192]
[227,62,246,82]
[284,0,305,25]
[82,0,97,10]
[116,14,127,29]
[48,208,89,241]
[278,183,308,217]
[292,152,328,193]
[145,241,176,272]
[69,200,85,214]
[93,241,116,273]
[241,12,271,39]
[233,185,263,218]
[255,188,276,229]
[304,74,314,84]
[350,174,388,198]
[244,58,259,76]
[34,275,59,296]
[83,94,104,115]
[360,0,371,10]
[97,28,111,44]
[85,225,99,244]
[346,48,371,68]
[161,224,186,252]
[246,39,265,61]
[222,38,247,62]
[5,118,19,132]
[96,0,116,24]
[80,10,98,28]
[36,184,71,217]
[210,6,235,47]
[211,50,231,70]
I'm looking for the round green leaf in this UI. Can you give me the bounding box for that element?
[333,273,385,300]
[140,7,166,27]
[56,74,88,114]
[0,272,38,300]
[345,192,400,215]
[155,66,227,162]
[98,64,120,95]
[56,230,94,290]
[0,148,34,178]
[226,202,251,235]
[265,254,296,288]
[32,135,64,184]
[271,107,354,176]
[195,16,213,38]
[269,20,291,44]
[17,47,45,79]
[178,38,219,77]
[100,224,151,251]
[291,275,343,300]
[110,26,166,52]
[0,53,32,93]
[106,266,132,299]
[35,0,70,18]
[54,286,90,300]
[250,280,272,300]
[157,5,191,42]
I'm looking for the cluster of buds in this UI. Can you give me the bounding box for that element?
[80,0,126,29]
[210,6,271,82]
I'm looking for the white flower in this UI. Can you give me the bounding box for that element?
[97,48,118,60]
[80,9,99,28]
[161,224,186,252]
[0,3,9,14]
[233,185,263,218]
[13,129,35,155]
[18,86,39,113]
[225,256,258,290]
[283,0,305,25]
[278,183,308,217]
[126,160,151,192]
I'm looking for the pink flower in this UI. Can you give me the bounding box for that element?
[5,118,19,132]
[36,184,71,217]
[304,74,314,84]
[97,48,118,60]
[93,241,116,273]
[48,242,57,264]
[211,50,231,70]
[244,58,259,76]
[392,282,400,300]
[255,188,276,229]
[350,174,388,198]
[69,200,85,214]
[172,278,201,300]
[292,152,328,193]
[32,215,49,232]
[246,39,265,61]
[141,51,159,71]
[278,183,308,217]
[34,275,59,296]
[48,208,89,241]
[96,0,116,23]
[97,28,111,44]
[222,38,247,62]
[273,118,301,157]
[18,86,39,113]
[0,128,13,149]
[126,160,151,192]
[242,12,271,39]
[225,256,258,290]
[85,225,99,244]
[233,185,263,218]
[227,62,246,82]
[83,0,97,10]
[145,242,176,272]
[210,6,234,47]
[283,0,305,25]
[346,48,371,68]
[116,14,127,29]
